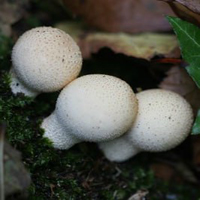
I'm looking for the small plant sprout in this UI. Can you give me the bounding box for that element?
[10,27,82,97]
[41,74,138,150]
[99,89,194,162]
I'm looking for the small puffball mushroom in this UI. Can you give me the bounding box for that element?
[99,89,194,162]
[41,74,138,150]
[99,135,136,162]
[10,26,82,97]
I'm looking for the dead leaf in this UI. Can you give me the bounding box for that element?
[190,135,200,176]
[4,142,31,196]
[161,0,200,14]
[159,66,200,114]
[151,163,175,181]
[151,160,198,184]
[174,161,198,183]
[128,190,149,200]
[62,0,174,33]
[160,1,200,26]
[0,0,30,36]
[0,123,5,199]
[192,136,200,166]
[56,22,180,60]
[0,124,31,197]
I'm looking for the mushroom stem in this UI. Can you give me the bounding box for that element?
[41,112,80,149]
[98,135,141,162]
[10,68,38,97]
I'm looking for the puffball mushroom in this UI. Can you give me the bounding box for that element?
[99,89,194,162]
[10,26,82,97]
[41,74,138,149]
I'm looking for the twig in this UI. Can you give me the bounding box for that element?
[0,123,6,200]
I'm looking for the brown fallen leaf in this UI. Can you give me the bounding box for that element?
[0,123,5,199]
[62,0,174,33]
[161,0,200,14]
[151,160,198,184]
[4,142,31,197]
[151,163,175,181]
[192,135,200,167]
[160,0,200,26]
[56,22,180,60]
[128,190,149,200]
[0,124,31,197]
[159,66,200,114]
[0,0,30,36]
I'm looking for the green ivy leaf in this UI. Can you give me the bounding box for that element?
[167,16,200,88]
[192,110,200,135]
[186,64,200,88]
[167,16,200,135]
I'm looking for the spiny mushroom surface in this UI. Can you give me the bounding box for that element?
[41,74,138,149]
[10,26,82,97]
[99,89,194,162]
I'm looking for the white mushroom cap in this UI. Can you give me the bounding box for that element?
[41,74,138,149]
[99,89,194,162]
[129,89,193,152]
[11,26,82,97]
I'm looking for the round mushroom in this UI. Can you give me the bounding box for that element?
[10,26,82,97]
[99,89,194,162]
[41,74,138,149]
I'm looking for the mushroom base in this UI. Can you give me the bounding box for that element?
[10,68,38,97]
[41,112,80,150]
[98,135,141,162]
